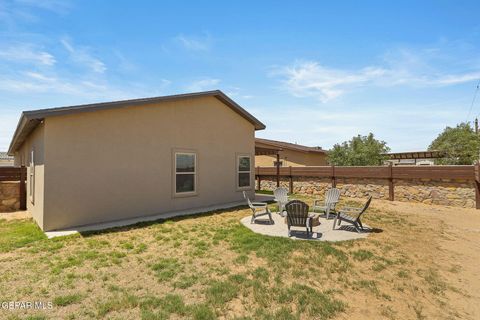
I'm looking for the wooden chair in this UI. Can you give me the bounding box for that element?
[243,191,273,224]
[285,200,311,237]
[312,188,340,219]
[333,196,372,233]
[273,187,289,216]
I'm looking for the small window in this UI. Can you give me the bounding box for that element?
[175,153,196,194]
[29,149,35,204]
[237,155,251,188]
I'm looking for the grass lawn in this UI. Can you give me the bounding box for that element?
[0,195,479,320]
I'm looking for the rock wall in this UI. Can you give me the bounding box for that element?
[0,182,21,212]
[258,176,475,208]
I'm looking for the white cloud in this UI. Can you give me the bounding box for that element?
[61,38,106,73]
[185,78,220,92]
[14,0,72,14]
[0,70,153,102]
[274,62,386,102]
[223,86,254,99]
[273,46,480,102]
[0,44,56,66]
[175,34,212,51]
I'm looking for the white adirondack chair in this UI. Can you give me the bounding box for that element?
[312,188,340,219]
[273,187,289,216]
[243,191,273,224]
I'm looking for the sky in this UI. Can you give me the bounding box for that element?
[1,0,480,152]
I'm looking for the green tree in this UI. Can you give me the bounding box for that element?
[328,133,390,166]
[428,122,480,165]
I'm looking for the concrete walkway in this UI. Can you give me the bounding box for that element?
[241,212,371,242]
[45,199,248,239]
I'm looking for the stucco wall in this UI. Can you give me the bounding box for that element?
[255,148,327,167]
[259,176,475,208]
[39,96,256,231]
[0,182,20,212]
[14,123,45,228]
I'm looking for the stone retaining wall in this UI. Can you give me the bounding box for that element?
[0,182,21,212]
[259,176,475,208]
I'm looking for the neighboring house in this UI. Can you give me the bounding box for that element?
[384,150,446,166]
[8,90,265,231]
[0,152,14,166]
[255,138,328,167]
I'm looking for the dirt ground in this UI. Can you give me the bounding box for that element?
[366,199,480,319]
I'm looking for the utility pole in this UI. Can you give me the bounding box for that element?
[476,118,479,134]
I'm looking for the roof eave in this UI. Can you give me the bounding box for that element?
[213,91,265,130]
[7,90,266,154]
[255,139,325,154]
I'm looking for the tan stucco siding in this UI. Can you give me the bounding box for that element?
[303,152,328,166]
[42,96,255,231]
[255,148,327,167]
[14,123,46,229]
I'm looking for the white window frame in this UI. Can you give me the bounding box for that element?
[174,151,197,197]
[236,154,252,190]
[29,149,35,204]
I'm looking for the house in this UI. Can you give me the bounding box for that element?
[0,152,14,166]
[255,138,328,167]
[384,150,446,166]
[8,90,265,231]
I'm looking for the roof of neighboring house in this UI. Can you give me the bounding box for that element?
[0,152,13,161]
[8,90,266,155]
[255,138,327,154]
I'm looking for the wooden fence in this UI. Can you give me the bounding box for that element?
[0,166,26,210]
[255,164,480,209]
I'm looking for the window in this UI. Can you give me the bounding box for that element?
[29,149,35,204]
[175,152,196,195]
[237,155,251,189]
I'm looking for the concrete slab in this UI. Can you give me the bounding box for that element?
[240,212,371,242]
[45,199,247,239]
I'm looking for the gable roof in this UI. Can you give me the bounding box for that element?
[8,90,265,155]
[255,138,326,154]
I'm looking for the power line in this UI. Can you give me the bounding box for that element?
[466,78,480,122]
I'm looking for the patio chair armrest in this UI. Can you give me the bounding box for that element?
[338,210,361,220]
[251,202,268,207]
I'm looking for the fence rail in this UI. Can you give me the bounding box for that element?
[255,164,480,209]
[0,166,26,210]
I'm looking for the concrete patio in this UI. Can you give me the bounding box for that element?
[240,213,371,241]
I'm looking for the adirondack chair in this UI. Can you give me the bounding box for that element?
[285,200,312,237]
[333,196,372,233]
[273,187,289,216]
[243,191,273,224]
[312,188,340,219]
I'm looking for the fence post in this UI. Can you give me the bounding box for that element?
[289,166,293,194]
[475,162,480,209]
[388,163,394,201]
[331,165,336,187]
[276,153,280,187]
[19,166,26,210]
